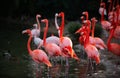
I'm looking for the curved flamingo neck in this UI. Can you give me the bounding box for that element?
[27,32,32,55]
[36,15,40,30]
[55,15,60,36]
[101,3,106,21]
[60,13,64,39]
[43,20,48,46]
[55,15,59,30]
[107,28,114,47]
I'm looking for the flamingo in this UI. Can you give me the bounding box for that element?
[107,25,120,56]
[57,12,79,61]
[41,19,62,61]
[37,13,60,48]
[44,13,61,45]
[31,14,41,37]
[76,26,100,74]
[99,2,111,31]
[113,5,120,39]
[31,14,43,47]
[90,17,107,50]
[77,27,100,64]
[22,29,52,67]
[108,7,120,39]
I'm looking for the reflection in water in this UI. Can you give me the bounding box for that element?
[28,58,90,78]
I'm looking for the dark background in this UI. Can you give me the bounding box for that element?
[0,0,110,20]
[0,0,111,31]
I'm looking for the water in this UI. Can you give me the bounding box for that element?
[0,23,120,78]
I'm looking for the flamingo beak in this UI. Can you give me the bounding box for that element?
[82,12,86,15]
[41,20,45,22]
[75,29,80,34]
[33,23,37,27]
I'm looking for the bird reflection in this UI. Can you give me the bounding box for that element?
[48,64,61,78]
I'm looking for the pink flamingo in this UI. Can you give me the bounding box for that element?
[77,27,100,64]
[41,19,62,61]
[22,29,52,67]
[90,17,107,50]
[57,12,79,61]
[107,25,120,56]
[76,26,100,74]
[99,2,111,32]
[44,13,60,45]
[37,13,60,48]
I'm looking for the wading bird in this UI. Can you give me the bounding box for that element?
[41,19,62,63]
[22,29,52,67]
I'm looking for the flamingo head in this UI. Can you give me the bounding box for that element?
[91,17,98,23]
[33,23,37,28]
[55,13,59,17]
[41,19,48,23]
[22,29,31,35]
[80,16,85,20]
[83,20,91,27]
[36,14,41,18]
[100,2,105,7]
[82,11,88,15]
[58,12,64,17]
[75,26,86,34]
[64,46,74,58]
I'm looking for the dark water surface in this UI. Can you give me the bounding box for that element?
[0,23,120,78]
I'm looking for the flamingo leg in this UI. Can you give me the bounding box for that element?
[86,58,94,76]
[47,67,50,78]
[65,57,69,67]
[65,65,69,78]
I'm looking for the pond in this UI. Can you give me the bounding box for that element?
[0,22,120,78]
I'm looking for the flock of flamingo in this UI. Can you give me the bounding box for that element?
[22,0,120,72]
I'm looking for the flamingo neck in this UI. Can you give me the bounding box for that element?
[91,21,95,37]
[36,16,40,30]
[43,21,48,46]
[27,33,32,55]
[107,28,114,48]
[116,5,119,25]
[55,15,60,36]
[55,15,59,30]
[101,8,105,21]
[60,14,64,39]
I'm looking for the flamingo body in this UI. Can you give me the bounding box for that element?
[85,44,100,64]
[22,29,52,67]
[33,37,43,46]
[31,49,52,67]
[46,36,59,45]
[101,21,111,30]
[44,43,62,56]
[89,36,107,50]
[108,43,120,56]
